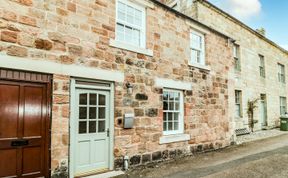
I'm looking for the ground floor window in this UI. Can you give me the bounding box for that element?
[235,90,242,117]
[163,89,184,135]
[280,96,287,116]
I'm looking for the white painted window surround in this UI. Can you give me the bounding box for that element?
[112,0,153,57]
[0,54,124,82]
[155,77,192,91]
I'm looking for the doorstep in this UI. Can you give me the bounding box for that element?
[83,171,124,178]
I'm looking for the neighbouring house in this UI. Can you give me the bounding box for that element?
[0,0,235,177]
[165,0,288,133]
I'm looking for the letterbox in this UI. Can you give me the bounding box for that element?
[124,113,134,129]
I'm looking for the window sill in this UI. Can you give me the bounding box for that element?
[109,39,153,57]
[159,134,190,144]
[189,63,211,71]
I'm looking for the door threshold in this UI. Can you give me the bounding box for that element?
[82,170,124,178]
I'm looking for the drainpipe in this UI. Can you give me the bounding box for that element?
[123,156,129,171]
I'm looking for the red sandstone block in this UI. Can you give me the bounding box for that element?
[3,11,17,21]
[19,15,37,27]
[7,45,27,57]
[1,30,18,43]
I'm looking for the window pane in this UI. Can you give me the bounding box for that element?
[191,49,200,64]
[116,23,125,41]
[127,6,134,24]
[163,112,167,122]
[79,121,87,134]
[98,94,106,105]
[79,107,87,119]
[133,29,140,46]
[98,107,106,119]
[89,107,96,119]
[98,121,105,132]
[175,102,180,110]
[169,102,174,110]
[163,92,168,101]
[79,93,87,105]
[118,2,126,21]
[169,92,175,100]
[163,101,168,110]
[174,113,179,121]
[89,94,97,105]
[135,9,142,26]
[191,33,201,49]
[168,112,173,121]
[125,26,133,43]
[174,122,179,130]
[89,121,96,133]
[163,122,167,131]
[168,122,173,131]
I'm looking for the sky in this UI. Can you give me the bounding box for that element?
[208,0,288,50]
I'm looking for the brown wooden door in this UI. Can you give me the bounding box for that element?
[0,80,50,177]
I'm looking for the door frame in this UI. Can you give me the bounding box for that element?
[69,78,115,177]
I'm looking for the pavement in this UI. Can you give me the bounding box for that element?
[115,129,288,178]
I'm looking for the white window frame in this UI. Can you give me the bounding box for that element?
[235,90,242,118]
[233,44,241,71]
[278,63,285,83]
[163,89,184,135]
[116,0,146,48]
[280,96,287,116]
[190,31,205,66]
[259,55,265,78]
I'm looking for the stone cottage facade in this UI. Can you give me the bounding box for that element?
[165,0,288,133]
[0,0,234,177]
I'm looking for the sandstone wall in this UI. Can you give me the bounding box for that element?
[0,0,233,174]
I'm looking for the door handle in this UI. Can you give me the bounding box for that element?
[107,128,110,137]
[11,139,29,147]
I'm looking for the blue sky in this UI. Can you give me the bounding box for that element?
[208,0,288,50]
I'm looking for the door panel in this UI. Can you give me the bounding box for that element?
[0,80,50,177]
[74,89,110,176]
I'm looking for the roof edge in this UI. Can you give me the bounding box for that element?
[193,0,288,55]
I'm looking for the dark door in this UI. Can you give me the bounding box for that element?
[0,80,50,177]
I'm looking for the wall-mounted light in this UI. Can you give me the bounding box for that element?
[126,82,133,94]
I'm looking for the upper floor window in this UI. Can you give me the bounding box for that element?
[190,31,205,65]
[233,44,240,71]
[278,63,285,83]
[259,55,265,78]
[116,0,146,48]
[163,89,184,135]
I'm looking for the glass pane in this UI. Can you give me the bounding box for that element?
[98,107,106,119]
[79,122,87,134]
[175,102,180,110]
[89,94,97,105]
[89,107,96,119]
[133,29,140,46]
[98,121,105,132]
[174,92,180,101]
[116,23,125,41]
[163,122,167,131]
[163,112,167,121]
[174,113,179,121]
[168,122,173,131]
[169,102,174,110]
[125,26,133,44]
[168,112,173,121]
[135,9,142,26]
[163,101,168,110]
[191,49,198,63]
[89,121,96,133]
[174,122,179,130]
[127,6,134,24]
[192,34,201,49]
[79,107,87,119]
[118,2,126,21]
[99,94,106,105]
[169,92,174,100]
[163,92,168,101]
[79,93,87,105]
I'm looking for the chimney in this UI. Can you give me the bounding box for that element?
[256,28,266,36]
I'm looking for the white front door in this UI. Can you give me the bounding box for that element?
[74,89,110,176]
[260,95,267,128]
